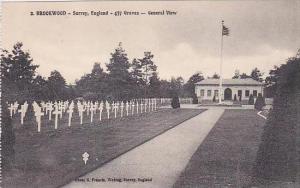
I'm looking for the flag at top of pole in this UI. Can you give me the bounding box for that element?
[219,20,230,104]
[222,21,230,36]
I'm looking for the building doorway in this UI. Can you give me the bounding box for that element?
[224,88,232,100]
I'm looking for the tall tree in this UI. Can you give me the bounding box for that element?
[232,69,240,79]
[265,66,280,87]
[1,42,39,101]
[131,58,145,97]
[148,72,161,97]
[47,70,67,100]
[32,75,49,100]
[140,52,157,84]
[208,73,220,79]
[131,51,157,98]
[184,72,204,96]
[250,67,264,82]
[106,43,132,100]
[170,76,184,97]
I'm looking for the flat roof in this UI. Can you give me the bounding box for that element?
[195,78,263,86]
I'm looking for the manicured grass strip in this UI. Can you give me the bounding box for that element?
[3,108,204,188]
[173,109,266,188]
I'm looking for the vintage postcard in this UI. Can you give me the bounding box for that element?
[1,1,300,188]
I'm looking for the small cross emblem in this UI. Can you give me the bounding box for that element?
[82,152,89,165]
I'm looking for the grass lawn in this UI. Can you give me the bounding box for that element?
[173,109,266,188]
[3,108,204,188]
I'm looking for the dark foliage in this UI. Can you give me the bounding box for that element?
[248,94,254,105]
[192,93,198,104]
[171,94,180,108]
[254,93,265,110]
[254,53,300,184]
[1,101,15,173]
[1,43,74,102]
[184,72,204,97]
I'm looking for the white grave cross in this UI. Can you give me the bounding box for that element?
[106,101,111,119]
[8,104,14,117]
[99,102,103,121]
[131,102,135,115]
[18,102,28,124]
[67,102,74,127]
[52,106,61,129]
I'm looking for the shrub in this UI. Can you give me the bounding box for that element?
[248,94,254,105]
[254,93,265,110]
[171,95,180,108]
[192,93,198,104]
[234,94,237,101]
[213,95,216,102]
[253,54,300,184]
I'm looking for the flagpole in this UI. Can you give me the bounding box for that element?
[219,20,224,104]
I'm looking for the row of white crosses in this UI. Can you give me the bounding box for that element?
[7,101,29,125]
[7,101,19,117]
[8,98,159,132]
[33,100,70,131]
[75,99,158,125]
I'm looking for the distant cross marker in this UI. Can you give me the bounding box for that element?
[106,101,111,119]
[120,102,124,117]
[141,102,144,113]
[90,103,97,123]
[144,101,147,113]
[126,102,129,116]
[67,102,74,127]
[99,102,103,121]
[78,103,85,125]
[131,102,135,115]
[8,104,14,117]
[112,102,117,118]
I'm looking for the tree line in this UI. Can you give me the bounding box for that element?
[2,42,272,103]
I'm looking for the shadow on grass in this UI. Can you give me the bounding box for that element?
[3,108,205,188]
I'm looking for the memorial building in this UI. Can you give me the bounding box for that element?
[195,78,264,102]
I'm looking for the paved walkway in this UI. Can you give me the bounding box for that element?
[162,104,255,110]
[64,108,224,188]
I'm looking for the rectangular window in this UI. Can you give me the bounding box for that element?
[207,90,212,97]
[245,90,250,97]
[238,90,242,97]
[214,90,219,96]
[253,90,257,97]
[200,89,205,97]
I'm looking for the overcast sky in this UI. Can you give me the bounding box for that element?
[3,1,300,84]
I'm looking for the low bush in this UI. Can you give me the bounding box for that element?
[248,94,254,105]
[192,93,198,104]
[171,95,180,108]
[254,93,265,110]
